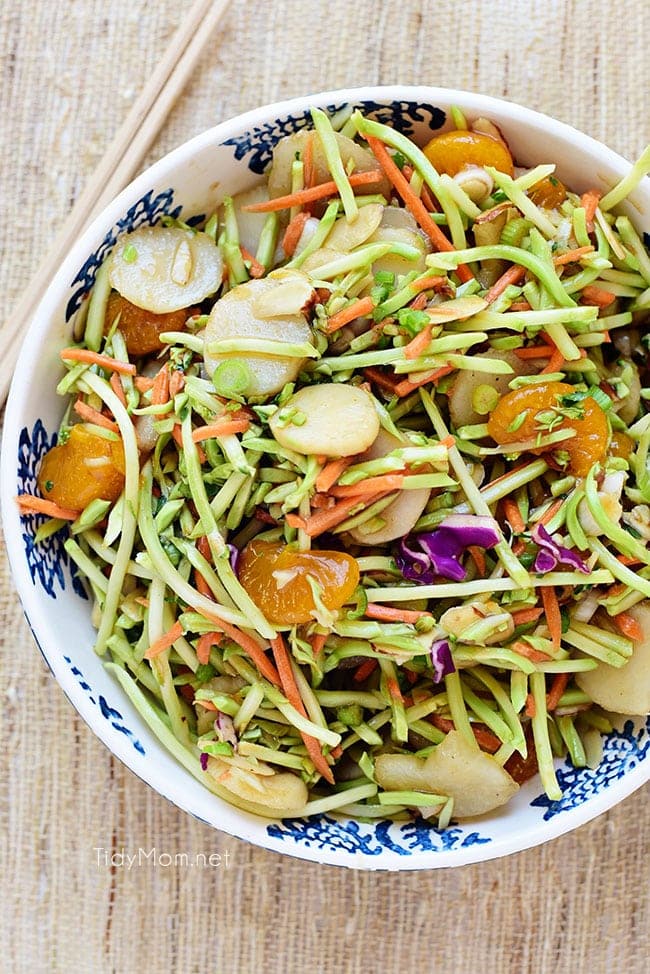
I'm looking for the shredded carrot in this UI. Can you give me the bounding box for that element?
[580,189,601,231]
[611,611,643,643]
[511,640,553,663]
[242,170,383,212]
[514,344,556,359]
[538,498,564,527]
[169,369,185,398]
[546,672,569,712]
[484,264,526,304]
[552,245,594,266]
[134,376,155,392]
[151,366,170,406]
[439,434,456,449]
[73,398,119,432]
[172,424,207,463]
[195,698,218,711]
[403,324,433,360]
[144,620,183,660]
[310,631,329,655]
[353,658,378,683]
[14,493,80,521]
[364,134,473,284]
[60,348,136,375]
[196,607,281,687]
[617,555,644,567]
[386,676,404,702]
[541,585,562,651]
[270,634,334,783]
[109,372,127,407]
[364,604,431,623]
[282,211,310,257]
[540,345,565,374]
[239,246,266,278]
[581,284,616,308]
[502,497,525,535]
[508,300,532,311]
[191,417,250,442]
[302,132,315,189]
[402,164,439,212]
[311,493,335,510]
[430,715,501,753]
[468,545,486,577]
[315,457,352,492]
[287,490,391,537]
[409,275,447,295]
[330,474,404,497]
[325,295,375,333]
[410,293,428,311]
[510,606,545,626]
[525,693,537,718]
[196,632,223,666]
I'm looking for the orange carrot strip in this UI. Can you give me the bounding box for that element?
[364,134,473,283]
[195,698,218,711]
[14,494,80,521]
[541,585,562,651]
[538,498,564,527]
[502,498,525,535]
[525,694,537,718]
[386,676,404,702]
[409,275,447,294]
[514,344,555,360]
[302,132,315,189]
[365,604,431,623]
[330,474,405,497]
[172,424,207,463]
[430,715,501,753]
[552,246,594,266]
[510,606,545,626]
[310,632,329,655]
[403,324,433,360]
[134,376,155,392]
[169,370,186,397]
[271,634,334,783]
[508,300,532,312]
[144,620,183,660]
[611,611,643,643]
[295,491,392,537]
[511,640,553,663]
[196,607,281,687]
[194,569,213,600]
[242,170,383,212]
[391,364,455,398]
[282,211,310,257]
[540,345,565,374]
[484,264,526,304]
[192,418,250,442]
[617,555,644,567]
[109,372,127,407]
[353,659,378,683]
[402,164,438,212]
[73,399,119,432]
[239,246,266,278]
[151,366,170,406]
[326,295,375,334]
[546,672,569,712]
[196,632,223,666]
[315,457,353,492]
[581,284,616,308]
[581,189,601,231]
[468,545,486,577]
[60,348,136,375]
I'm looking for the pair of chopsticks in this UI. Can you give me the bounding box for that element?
[0,0,231,406]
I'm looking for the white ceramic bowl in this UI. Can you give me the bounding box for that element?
[3,86,650,870]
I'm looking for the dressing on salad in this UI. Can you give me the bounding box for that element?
[17,104,650,824]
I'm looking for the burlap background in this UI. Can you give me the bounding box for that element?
[2,1,650,971]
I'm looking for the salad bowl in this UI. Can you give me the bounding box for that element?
[3,85,650,870]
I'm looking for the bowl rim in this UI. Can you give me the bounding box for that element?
[3,84,650,870]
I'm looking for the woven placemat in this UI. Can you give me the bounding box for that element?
[2,1,650,971]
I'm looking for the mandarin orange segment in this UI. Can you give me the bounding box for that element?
[609,431,634,460]
[238,539,360,625]
[37,424,125,510]
[486,380,608,477]
[105,292,195,356]
[422,130,514,177]
[529,175,567,209]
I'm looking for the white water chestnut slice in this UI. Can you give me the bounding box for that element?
[269,383,379,457]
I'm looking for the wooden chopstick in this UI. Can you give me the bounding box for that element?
[0,0,231,406]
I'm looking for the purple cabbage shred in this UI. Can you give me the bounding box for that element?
[430,638,455,682]
[396,515,500,584]
[200,752,209,771]
[531,523,590,575]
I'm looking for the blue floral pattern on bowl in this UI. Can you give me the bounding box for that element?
[64,655,145,755]
[16,420,87,600]
[223,99,446,174]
